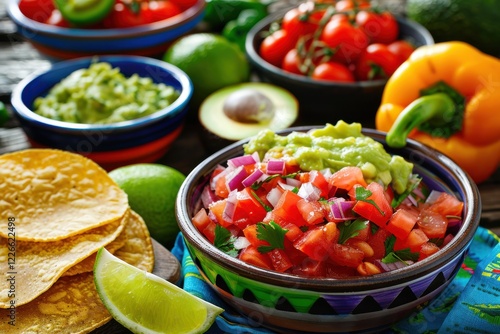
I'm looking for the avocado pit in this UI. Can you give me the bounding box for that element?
[222,88,275,123]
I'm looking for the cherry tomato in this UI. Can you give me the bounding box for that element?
[320,19,369,64]
[259,29,296,68]
[18,0,54,22]
[103,2,150,28]
[170,0,199,11]
[281,49,303,75]
[387,40,415,65]
[311,62,355,82]
[148,1,182,22]
[45,9,71,27]
[354,43,401,81]
[282,6,321,40]
[335,0,371,12]
[355,10,399,44]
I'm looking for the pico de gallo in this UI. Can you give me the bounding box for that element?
[191,122,464,278]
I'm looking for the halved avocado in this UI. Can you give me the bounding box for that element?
[199,82,299,152]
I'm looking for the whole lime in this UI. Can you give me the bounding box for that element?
[163,33,250,106]
[109,163,186,249]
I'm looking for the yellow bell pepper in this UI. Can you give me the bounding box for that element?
[376,42,500,184]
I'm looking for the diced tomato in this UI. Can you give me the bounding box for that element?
[292,258,326,278]
[239,245,273,270]
[293,222,339,261]
[242,224,270,248]
[386,207,418,240]
[202,221,216,244]
[296,199,325,225]
[307,170,330,198]
[352,182,393,227]
[231,187,268,229]
[264,211,304,242]
[384,185,395,206]
[208,199,232,228]
[214,174,229,198]
[366,227,391,261]
[329,166,367,191]
[273,190,309,226]
[192,208,212,233]
[394,228,429,252]
[427,192,464,217]
[418,242,440,261]
[417,209,448,239]
[351,219,372,241]
[268,248,293,272]
[324,262,359,278]
[329,243,365,268]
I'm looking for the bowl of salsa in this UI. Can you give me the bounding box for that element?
[176,121,481,333]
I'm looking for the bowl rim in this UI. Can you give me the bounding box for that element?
[10,55,193,132]
[245,11,435,89]
[176,125,481,292]
[6,0,205,39]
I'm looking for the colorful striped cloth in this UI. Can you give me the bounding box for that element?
[171,227,500,333]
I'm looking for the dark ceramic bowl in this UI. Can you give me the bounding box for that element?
[245,13,434,125]
[6,0,205,60]
[10,55,192,171]
[176,125,481,333]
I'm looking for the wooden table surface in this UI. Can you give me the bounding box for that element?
[1,0,499,238]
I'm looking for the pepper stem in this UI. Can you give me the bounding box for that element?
[386,92,457,148]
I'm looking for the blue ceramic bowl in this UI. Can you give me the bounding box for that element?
[6,0,205,60]
[176,126,481,333]
[245,12,434,125]
[11,55,193,170]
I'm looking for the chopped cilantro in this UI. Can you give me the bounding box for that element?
[355,187,384,215]
[250,189,272,212]
[391,175,422,208]
[383,234,419,263]
[251,172,299,190]
[214,225,238,257]
[338,219,369,244]
[256,221,288,253]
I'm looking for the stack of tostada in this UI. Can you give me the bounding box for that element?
[0,149,155,333]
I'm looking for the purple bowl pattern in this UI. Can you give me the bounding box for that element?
[176,126,481,333]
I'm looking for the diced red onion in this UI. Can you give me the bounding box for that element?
[266,187,283,207]
[376,260,414,272]
[297,182,322,201]
[425,190,443,205]
[401,194,418,207]
[227,154,258,168]
[330,198,356,220]
[443,233,454,246]
[226,166,248,191]
[222,191,237,223]
[234,236,251,250]
[447,217,462,227]
[201,185,219,208]
[210,164,227,190]
[241,169,265,188]
[267,159,285,175]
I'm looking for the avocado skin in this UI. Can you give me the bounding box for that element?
[407,0,500,56]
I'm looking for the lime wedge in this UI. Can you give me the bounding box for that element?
[94,248,224,334]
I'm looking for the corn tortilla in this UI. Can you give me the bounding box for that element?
[0,149,129,241]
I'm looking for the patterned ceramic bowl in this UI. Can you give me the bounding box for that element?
[10,55,192,171]
[176,126,481,333]
[6,0,205,60]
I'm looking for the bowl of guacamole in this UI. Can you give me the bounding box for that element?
[10,55,193,170]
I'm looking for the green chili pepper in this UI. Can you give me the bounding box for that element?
[54,0,115,26]
[0,102,9,127]
[222,8,267,51]
[204,0,270,30]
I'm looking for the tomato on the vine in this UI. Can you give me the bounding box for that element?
[311,62,355,82]
[282,49,303,75]
[282,6,321,40]
[335,0,371,12]
[103,2,149,28]
[170,0,199,11]
[320,18,369,64]
[19,0,54,22]
[355,10,399,44]
[148,1,182,22]
[45,9,70,27]
[354,43,401,81]
[260,29,296,68]
[387,40,415,65]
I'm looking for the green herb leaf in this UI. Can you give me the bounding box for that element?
[214,225,238,257]
[250,189,272,212]
[256,221,288,253]
[355,186,384,215]
[382,248,420,264]
[338,219,369,244]
[251,173,299,190]
[391,175,422,208]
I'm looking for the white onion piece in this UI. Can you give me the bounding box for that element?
[226,166,248,191]
[234,236,251,250]
[286,177,302,188]
[297,182,322,201]
[278,181,297,192]
[266,187,283,207]
[267,159,285,175]
[227,154,258,168]
[242,169,264,188]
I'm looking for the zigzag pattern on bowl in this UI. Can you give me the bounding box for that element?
[188,243,467,316]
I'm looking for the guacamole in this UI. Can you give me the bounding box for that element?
[243,121,413,194]
[33,62,180,124]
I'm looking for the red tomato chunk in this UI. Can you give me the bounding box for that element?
[191,156,465,278]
